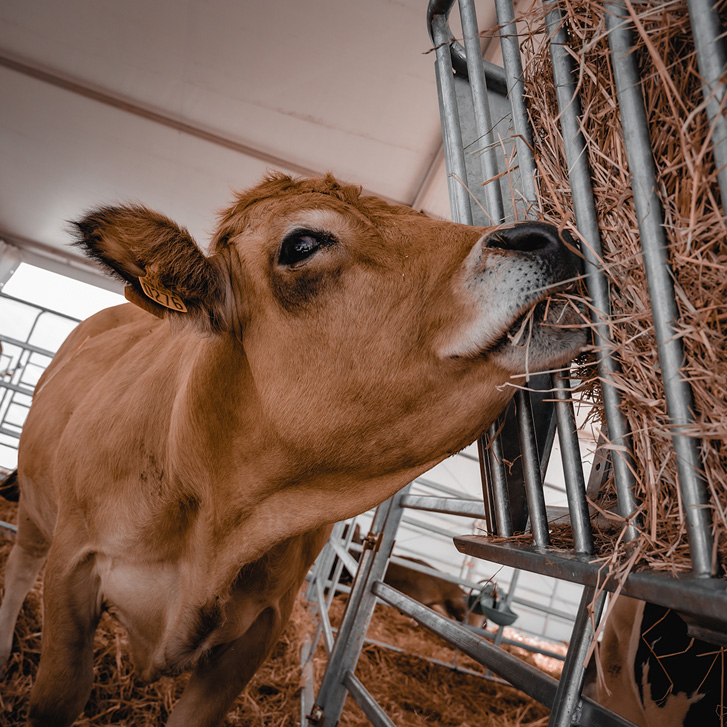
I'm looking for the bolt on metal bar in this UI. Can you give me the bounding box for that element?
[544,2,640,539]
[459,0,506,222]
[515,389,551,546]
[686,0,727,215]
[605,3,714,576]
[548,586,606,727]
[552,374,593,554]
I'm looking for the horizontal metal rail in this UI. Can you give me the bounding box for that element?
[0,334,56,360]
[399,494,486,517]
[455,536,727,625]
[373,581,636,727]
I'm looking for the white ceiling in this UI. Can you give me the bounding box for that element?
[0,0,500,290]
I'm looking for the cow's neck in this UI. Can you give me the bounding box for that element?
[160,332,456,615]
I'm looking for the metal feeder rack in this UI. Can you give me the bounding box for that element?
[307,0,727,725]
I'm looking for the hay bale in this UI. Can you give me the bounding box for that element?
[494,0,727,575]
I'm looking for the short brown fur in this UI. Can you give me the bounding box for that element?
[0,173,584,726]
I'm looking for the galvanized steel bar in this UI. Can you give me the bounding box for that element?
[485,424,513,536]
[459,0,506,222]
[454,536,727,624]
[305,521,344,602]
[495,0,595,553]
[686,0,727,213]
[494,0,538,207]
[431,12,474,224]
[427,0,508,95]
[343,671,397,727]
[552,374,593,554]
[548,586,605,727]
[399,493,486,517]
[312,489,408,725]
[314,574,335,654]
[515,389,550,546]
[373,581,637,726]
[606,3,714,576]
[544,2,640,538]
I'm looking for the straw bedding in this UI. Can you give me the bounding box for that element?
[492,0,727,576]
[0,499,556,726]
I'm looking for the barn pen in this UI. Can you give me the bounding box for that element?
[0,0,725,725]
[305,1,727,726]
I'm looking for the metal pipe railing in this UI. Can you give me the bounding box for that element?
[544,1,641,539]
[686,0,727,215]
[605,2,714,576]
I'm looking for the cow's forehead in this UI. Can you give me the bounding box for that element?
[213,173,422,249]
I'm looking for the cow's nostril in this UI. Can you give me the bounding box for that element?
[486,222,565,254]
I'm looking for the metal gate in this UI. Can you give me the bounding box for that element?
[307,0,727,724]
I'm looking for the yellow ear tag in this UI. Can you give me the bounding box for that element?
[138,275,188,313]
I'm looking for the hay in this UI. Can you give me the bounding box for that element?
[0,500,557,726]
[485,0,727,576]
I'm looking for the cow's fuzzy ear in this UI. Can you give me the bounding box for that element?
[71,205,226,329]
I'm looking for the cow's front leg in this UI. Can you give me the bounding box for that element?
[166,605,285,727]
[0,501,49,668]
[28,540,101,727]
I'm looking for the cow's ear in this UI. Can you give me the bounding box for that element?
[72,205,226,329]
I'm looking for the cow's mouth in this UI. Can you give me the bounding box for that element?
[487,282,585,356]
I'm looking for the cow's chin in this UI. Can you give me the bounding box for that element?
[491,298,587,375]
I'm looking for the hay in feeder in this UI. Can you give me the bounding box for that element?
[489,0,727,576]
[0,500,558,726]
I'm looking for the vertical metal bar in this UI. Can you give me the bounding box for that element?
[515,388,551,546]
[552,374,593,554]
[312,487,409,726]
[305,522,343,601]
[686,0,727,214]
[461,0,558,549]
[459,0,506,222]
[548,586,606,727]
[494,0,538,208]
[605,3,714,576]
[484,426,513,536]
[495,0,597,555]
[432,13,474,225]
[544,2,640,539]
[477,435,497,533]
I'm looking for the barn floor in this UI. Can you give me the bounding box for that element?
[0,499,557,726]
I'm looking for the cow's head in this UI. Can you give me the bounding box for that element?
[73,174,584,511]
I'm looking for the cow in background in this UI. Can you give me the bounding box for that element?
[332,523,472,622]
[0,173,584,726]
[594,597,726,726]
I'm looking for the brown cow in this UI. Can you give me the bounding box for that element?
[333,524,472,622]
[0,173,584,726]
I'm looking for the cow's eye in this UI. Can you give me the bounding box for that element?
[278,229,336,266]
